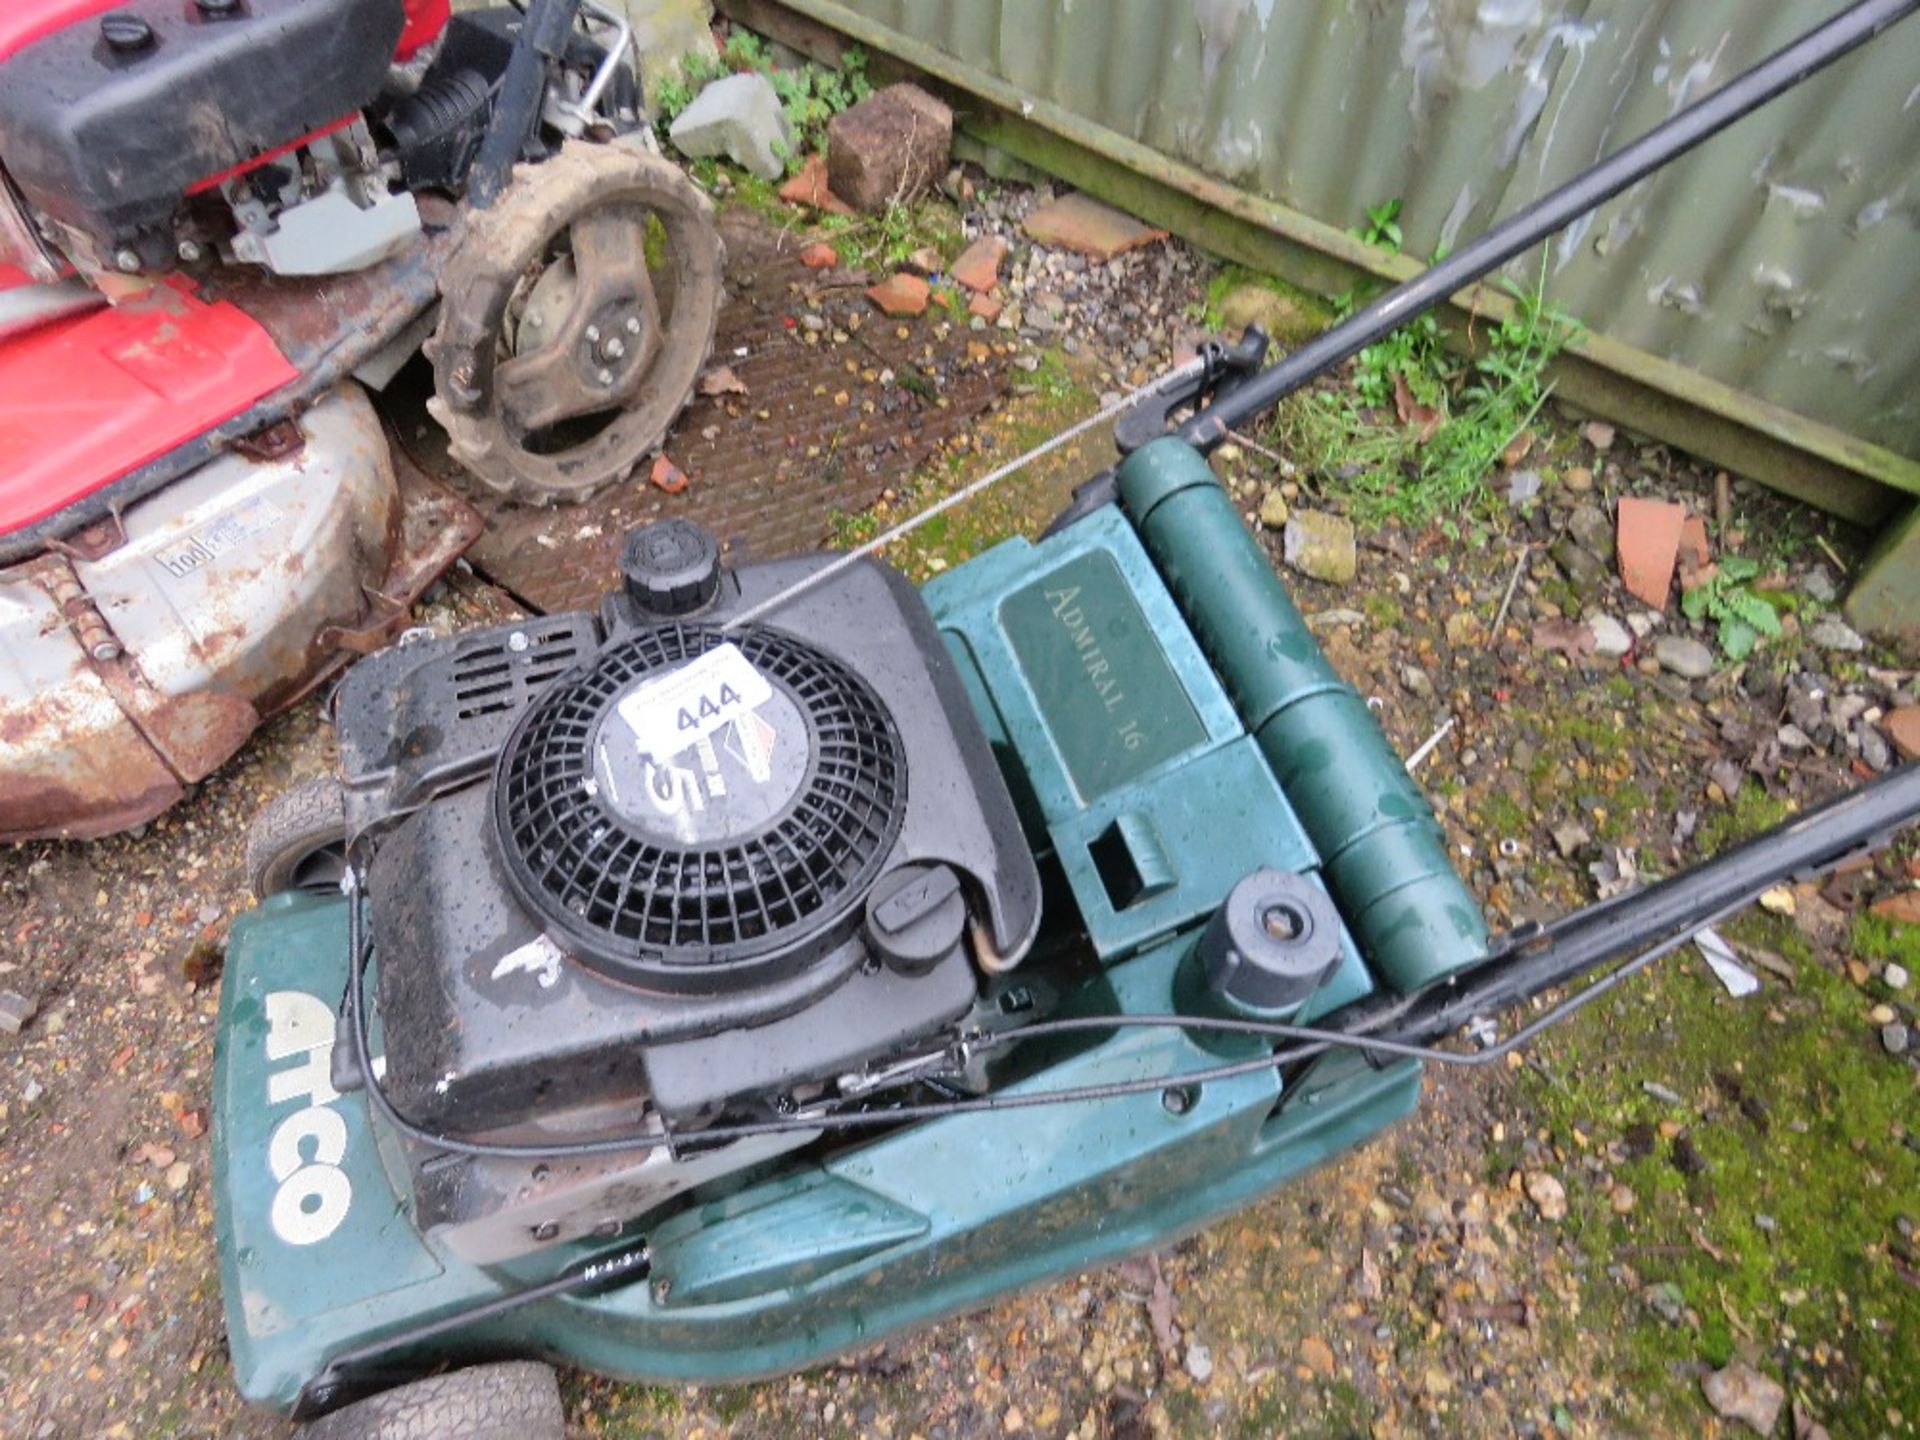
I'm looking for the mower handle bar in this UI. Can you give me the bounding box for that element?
[1176,0,1920,449]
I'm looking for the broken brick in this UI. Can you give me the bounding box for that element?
[1678,512,1711,570]
[826,84,952,214]
[866,272,930,318]
[950,235,1007,293]
[1884,706,1920,761]
[778,153,854,216]
[1616,496,1687,608]
[650,454,689,494]
[1023,192,1168,259]
[967,292,1003,323]
[798,241,839,270]
[1870,889,1920,926]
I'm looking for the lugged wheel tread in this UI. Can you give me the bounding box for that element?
[429,142,723,507]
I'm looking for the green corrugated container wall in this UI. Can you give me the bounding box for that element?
[813,0,1920,465]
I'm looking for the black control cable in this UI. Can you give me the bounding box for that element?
[338,868,1733,1162]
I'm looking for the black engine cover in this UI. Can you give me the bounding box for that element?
[0,0,404,261]
[341,547,1041,1131]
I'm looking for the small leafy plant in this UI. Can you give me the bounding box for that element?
[1354,197,1404,253]
[1680,555,1783,660]
[653,30,872,174]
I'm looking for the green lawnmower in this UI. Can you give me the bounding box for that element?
[213,3,1920,1432]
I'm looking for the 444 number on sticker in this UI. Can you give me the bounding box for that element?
[616,643,773,761]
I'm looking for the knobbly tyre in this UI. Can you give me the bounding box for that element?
[212,3,1920,1435]
[0,0,723,843]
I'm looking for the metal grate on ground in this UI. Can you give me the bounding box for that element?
[461,206,1012,615]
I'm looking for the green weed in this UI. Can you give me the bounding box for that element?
[652,32,872,173]
[1680,556,1785,661]
[1270,260,1578,529]
[1353,196,1404,253]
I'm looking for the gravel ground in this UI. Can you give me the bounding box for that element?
[3,175,1915,1440]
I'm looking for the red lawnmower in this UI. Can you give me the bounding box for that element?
[0,0,724,843]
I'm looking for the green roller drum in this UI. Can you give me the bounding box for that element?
[1116,436,1488,992]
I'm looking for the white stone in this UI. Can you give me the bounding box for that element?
[668,73,794,181]
[1589,615,1633,657]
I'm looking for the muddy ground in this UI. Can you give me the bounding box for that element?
[2,179,1916,1440]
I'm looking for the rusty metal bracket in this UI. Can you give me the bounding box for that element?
[30,555,124,662]
[43,513,128,564]
[233,418,308,463]
[319,440,485,656]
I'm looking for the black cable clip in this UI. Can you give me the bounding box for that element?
[1112,326,1270,455]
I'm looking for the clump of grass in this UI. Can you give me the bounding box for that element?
[1267,253,1580,531]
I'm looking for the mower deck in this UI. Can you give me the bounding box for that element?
[215,890,1419,1412]
[0,383,480,842]
[212,449,1486,1413]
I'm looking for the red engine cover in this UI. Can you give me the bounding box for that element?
[397,0,451,59]
[0,0,121,61]
[0,273,297,536]
[0,0,443,63]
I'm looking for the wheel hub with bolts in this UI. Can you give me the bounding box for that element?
[426,142,724,507]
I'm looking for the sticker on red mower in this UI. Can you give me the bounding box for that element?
[153,495,285,580]
[615,643,773,762]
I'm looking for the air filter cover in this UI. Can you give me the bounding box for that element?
[492,624,907,993]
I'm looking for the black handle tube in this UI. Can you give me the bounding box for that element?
[1179,0,1920,448]
[1391,762,1920,1046]
[468,0,583,208]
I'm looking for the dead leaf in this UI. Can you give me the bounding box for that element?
[1589,846,1640,900]
[650,455,689,494]
[697,366,748,398]
[1501,430,1535,467]
[1145,1255,1180,1364]
[1392,373,1443,443]
[1298,1335,1337,1377]
[1531,618,1596,661]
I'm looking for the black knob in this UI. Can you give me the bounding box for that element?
[100,12,155,51]
[620,519,720,616]
[1197,869,1342,1015]
[865,864,966,976]
[196,0,241,15]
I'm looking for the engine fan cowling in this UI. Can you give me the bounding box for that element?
[346,529,1041,1147]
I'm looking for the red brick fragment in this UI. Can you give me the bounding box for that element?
[1884,706,1920,761]
[1023,192,1167,259]
[1678,513,1711,570]
[967,292,1003,323]
[866,272,930,318]
[950,235,1007,293]
[778,154,854,216]
[1616,496,1686,608]
[650,454,689,494]
[798,241,839,270]
[1871,889,1920,925]
[826,84,952,214]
